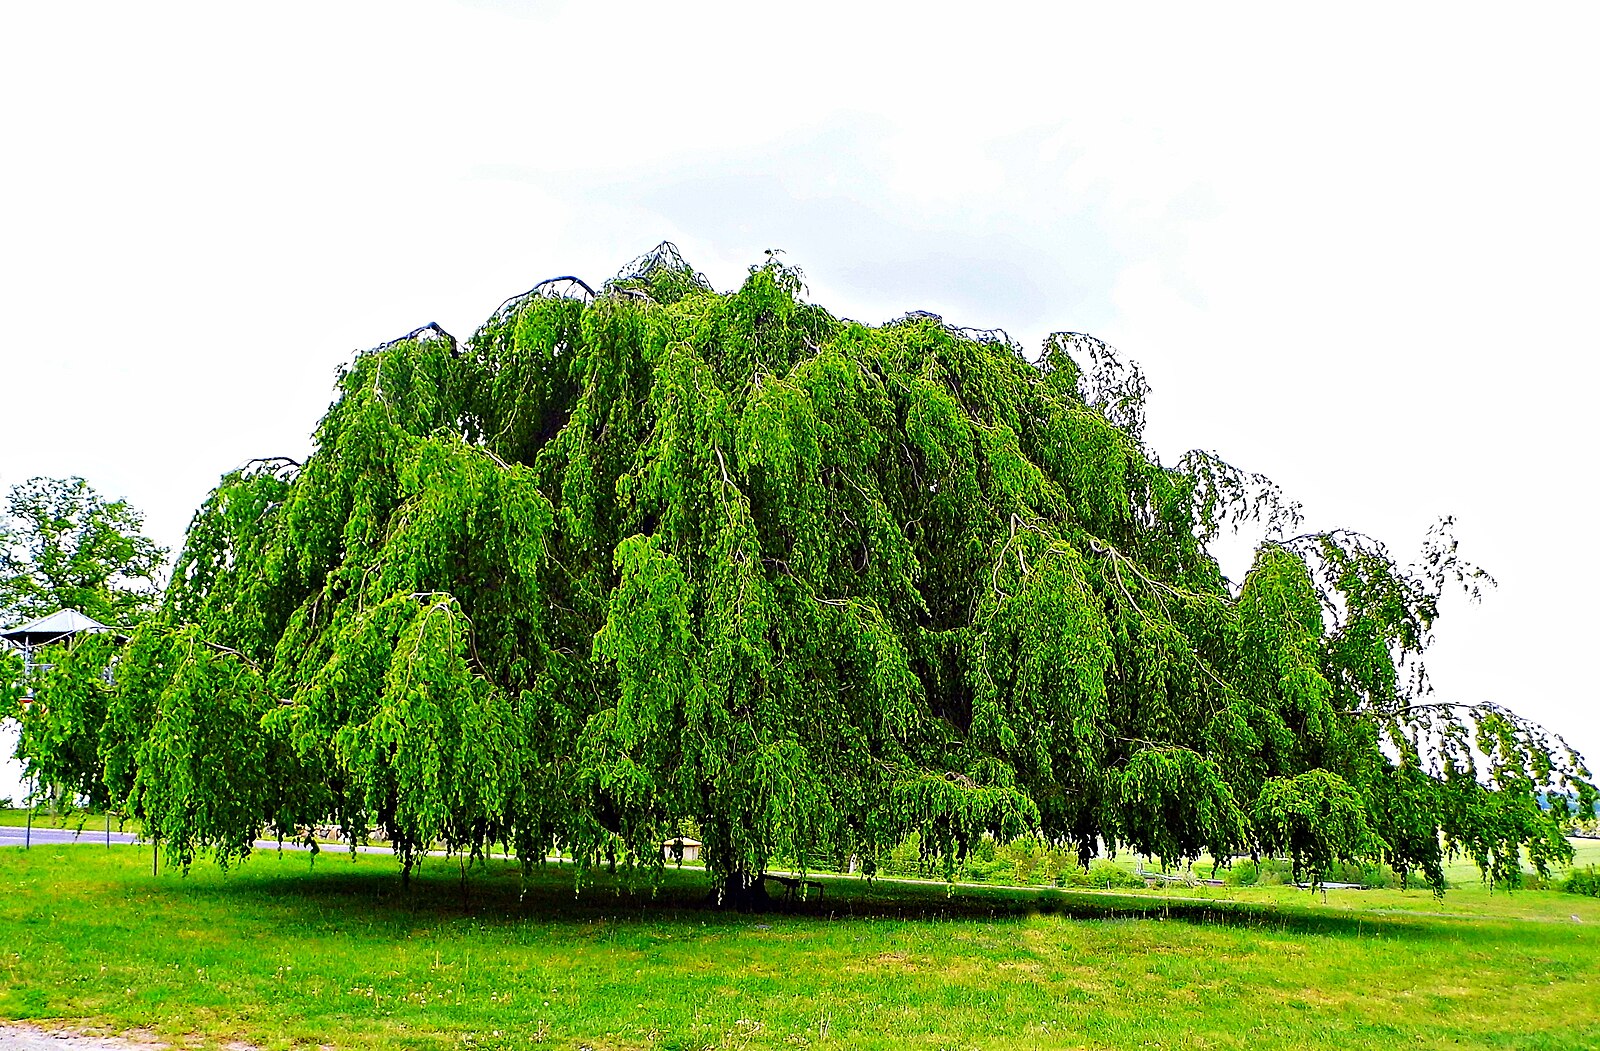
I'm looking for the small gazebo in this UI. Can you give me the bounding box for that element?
[0,608,120,681]
[1,609,122,829]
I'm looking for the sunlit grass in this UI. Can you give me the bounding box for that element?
[3,843,1598,1050]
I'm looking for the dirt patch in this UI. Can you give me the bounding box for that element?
[0,1025,261,1051]
[0,1026,164,1051]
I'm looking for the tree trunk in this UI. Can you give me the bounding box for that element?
[714,870,770,912]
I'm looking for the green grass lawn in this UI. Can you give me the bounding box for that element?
[3,844,1599,1050]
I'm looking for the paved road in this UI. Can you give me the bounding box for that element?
[0,825,138,848]
[1,827,430,857]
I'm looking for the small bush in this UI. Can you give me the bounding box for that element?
[1003,837,1045,885]
[879,832,925,878]
[1224,858,1400,889]
[1255,858,1294,886]
[1562,865,1600,897]
[961,856,1008,884]
[1085,860,1146,890]
[1323,860,1400,889]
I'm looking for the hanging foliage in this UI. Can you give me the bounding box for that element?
[9,243,1593,898]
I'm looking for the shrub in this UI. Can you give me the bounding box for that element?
[1224,859,1259,886]
[1323,860,1399,889]
[1255,858,1294,886]
[879,832,925,878]
[1224,857,1404,888]
[1086,860,1146,890]
[1003,836,1045,885]
[1562,865,1600,897]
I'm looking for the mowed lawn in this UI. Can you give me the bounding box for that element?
[2,844,1598,1051]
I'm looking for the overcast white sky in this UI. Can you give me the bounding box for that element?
[2,1,1597,802]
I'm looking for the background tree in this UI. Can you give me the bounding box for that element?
[1,478,164,812]
[16,246,1594,900]
[0,476,166,627]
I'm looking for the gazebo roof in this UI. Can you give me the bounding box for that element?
[0,608,118,648]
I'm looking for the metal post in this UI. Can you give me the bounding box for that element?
[106,810,111,847]
[22,651,35,851]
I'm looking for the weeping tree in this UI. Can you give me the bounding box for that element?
[8,244,1593,900]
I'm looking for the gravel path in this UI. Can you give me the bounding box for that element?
[0,1026,167,1050]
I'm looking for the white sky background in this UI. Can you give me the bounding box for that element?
[2,1,1597,802]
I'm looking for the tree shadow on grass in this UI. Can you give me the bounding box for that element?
[170,850,1481,944]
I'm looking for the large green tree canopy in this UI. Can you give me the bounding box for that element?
[9,245,1594,894]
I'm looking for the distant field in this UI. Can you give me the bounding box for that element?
[2,843,1598,1050]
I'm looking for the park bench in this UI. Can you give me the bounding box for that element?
[759,873,825,902]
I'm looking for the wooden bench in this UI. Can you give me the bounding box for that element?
[759,873,825,902]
